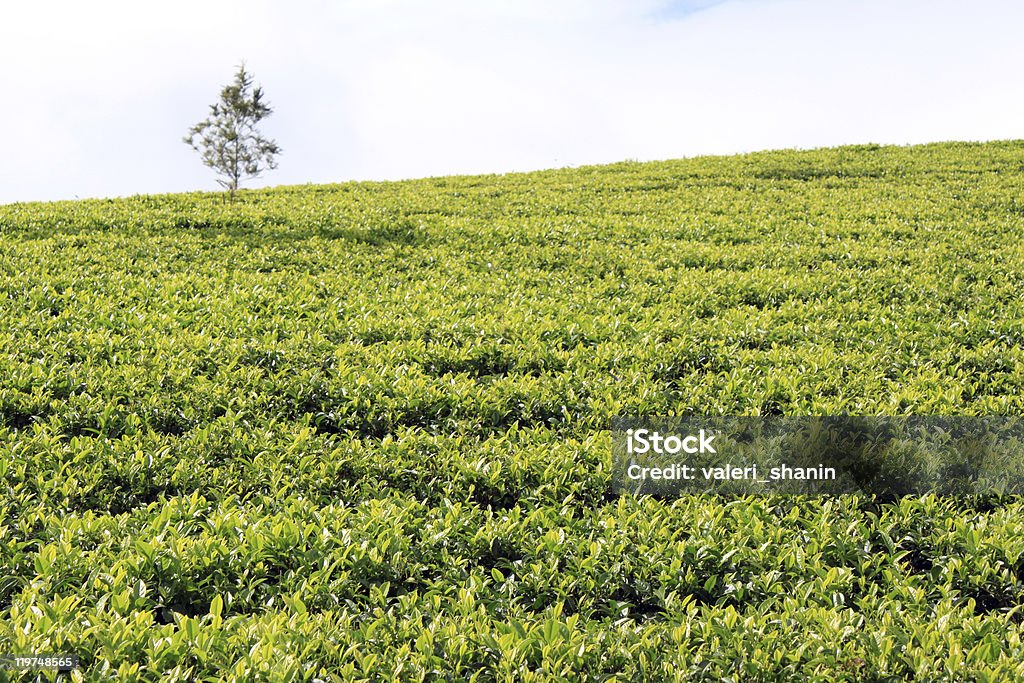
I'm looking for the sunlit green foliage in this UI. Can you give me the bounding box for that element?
[2,141,1024,681]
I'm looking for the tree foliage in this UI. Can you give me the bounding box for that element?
[184,64,280,200]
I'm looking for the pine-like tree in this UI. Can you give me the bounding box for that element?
[184,64,280,200]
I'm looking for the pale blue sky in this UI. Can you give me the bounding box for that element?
[1,0,1022,204]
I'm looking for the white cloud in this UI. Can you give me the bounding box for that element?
[1,0,1022,203]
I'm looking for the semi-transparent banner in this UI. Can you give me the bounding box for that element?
[611,417,1024,496]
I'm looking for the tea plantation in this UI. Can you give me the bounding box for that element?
[2,141,1024,681]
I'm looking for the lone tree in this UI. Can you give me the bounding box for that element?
[184,63,280,200]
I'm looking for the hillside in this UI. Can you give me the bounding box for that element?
[2,141,1024,680]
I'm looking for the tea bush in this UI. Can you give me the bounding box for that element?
[2,141,1024,681]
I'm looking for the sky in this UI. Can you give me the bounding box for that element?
[1,0,1023,204]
